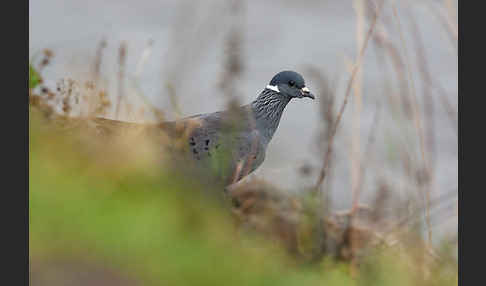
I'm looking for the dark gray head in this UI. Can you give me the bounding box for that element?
[266,70,315,100]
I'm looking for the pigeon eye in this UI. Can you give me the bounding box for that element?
[288,80,295,87]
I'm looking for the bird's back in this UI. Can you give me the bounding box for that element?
[92,106,267,185]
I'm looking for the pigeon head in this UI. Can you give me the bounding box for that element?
[266,70,315,100]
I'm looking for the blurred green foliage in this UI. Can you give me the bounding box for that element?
[29,64,41,89]
[29,109,457,286]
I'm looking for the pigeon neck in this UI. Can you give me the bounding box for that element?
[250,88,291,143]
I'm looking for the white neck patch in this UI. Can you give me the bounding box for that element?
[265,85,280,93]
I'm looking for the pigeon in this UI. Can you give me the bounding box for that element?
[93,70,314,186]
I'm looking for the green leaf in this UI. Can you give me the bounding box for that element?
[29,64,41,89]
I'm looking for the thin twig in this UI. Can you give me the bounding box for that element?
[94,37,107,84]
[314,0,384,192]
[350,0,365,217]
[425,1,458,54]
[115,41,127,119]
[306,66,337,211]
[408,11,437,170]
[351,103,382,212]
[391,1,432,246]
[130,39,165,121]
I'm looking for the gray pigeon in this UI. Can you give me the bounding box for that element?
[94,70,314,185]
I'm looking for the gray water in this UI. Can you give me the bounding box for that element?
[30,0,457,239]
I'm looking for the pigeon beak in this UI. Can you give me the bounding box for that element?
[300,87,315,99]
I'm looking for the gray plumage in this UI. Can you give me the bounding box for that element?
[93,70,314,185]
